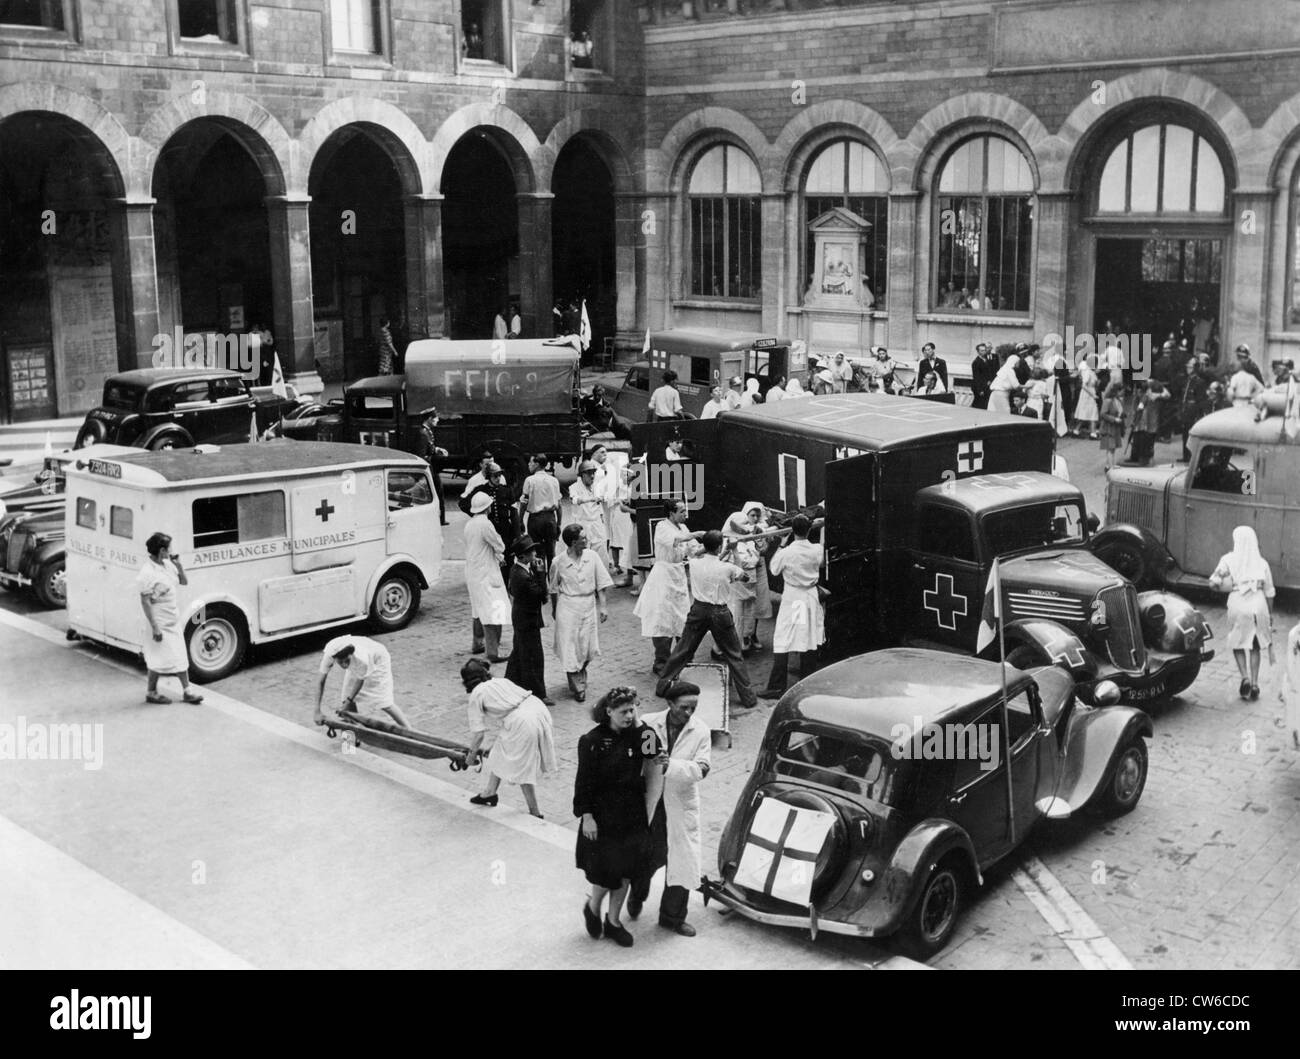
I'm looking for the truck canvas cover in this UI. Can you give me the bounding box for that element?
[404,340,578,416]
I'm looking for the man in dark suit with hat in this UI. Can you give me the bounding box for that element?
[918,342,949,392]
[505,535,553,705]
[970,342,996,409]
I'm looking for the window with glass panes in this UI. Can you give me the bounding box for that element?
[689,145,762,300]
[331,0,380,54]
[1097,124,1226,216]
[802,140,888,307]
[934,136,1033,314]
[179,0,238,42]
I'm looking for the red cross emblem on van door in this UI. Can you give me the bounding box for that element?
[315,499,335,522]
[956,439,984,474]
[923,573,968,631]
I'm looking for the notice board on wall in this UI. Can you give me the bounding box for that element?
[6,344,56,421]
[50,266,119,416]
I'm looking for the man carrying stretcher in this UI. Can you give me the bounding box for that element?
[313,635,413,728]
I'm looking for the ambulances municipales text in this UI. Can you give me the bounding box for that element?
[151,327,257,376]
[890,717,1001,771]
[50,991,150,1039]
[0,717,103,770]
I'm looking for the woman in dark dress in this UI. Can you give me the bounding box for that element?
[574,687,665,947]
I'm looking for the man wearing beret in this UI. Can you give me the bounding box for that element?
[629,680,712,936]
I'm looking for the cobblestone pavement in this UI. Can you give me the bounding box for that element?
[6,427,1299,969]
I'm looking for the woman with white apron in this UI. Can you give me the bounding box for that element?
[602,449,637,583]
[988,351,1021,414]
[136,531,203,705]
[568,460,612,572]
[722,500,774,652]
[1209,525,1276,701]
[633,499,702,674]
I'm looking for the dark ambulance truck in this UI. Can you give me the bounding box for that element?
[611,329,805,423]
[632,394,1212,704]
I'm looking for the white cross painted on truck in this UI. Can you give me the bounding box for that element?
[923,573,968,631]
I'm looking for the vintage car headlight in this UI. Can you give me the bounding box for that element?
[860,869,876,884]
[1091,680,1122,707]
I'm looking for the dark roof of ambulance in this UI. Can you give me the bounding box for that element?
[650,329,789,354]
[86,441,424,483]
[724,393,1050,450]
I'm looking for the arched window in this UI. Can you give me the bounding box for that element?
[688,144,761,300]
[1097,124,1225,215]
[934,135,1034,314]
[802,140,889,307]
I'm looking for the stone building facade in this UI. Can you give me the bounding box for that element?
[3,0,1300,421]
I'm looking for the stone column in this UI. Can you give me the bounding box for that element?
[264,194,319,393]
[633,191,672,333]
[886,190,920,355]
[404,194,445,340]
[1033,191,1075,343]
[516,191,554,338]
[1227,188,1275,352]
[761,191,786,335]
[612,190,641,353]
[108,198,162,371]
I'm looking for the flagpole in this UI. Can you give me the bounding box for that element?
[995,557,1014,846]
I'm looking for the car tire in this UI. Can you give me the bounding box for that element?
[370,572,420,631]
[186,605,248,683]
[147,431,189,452]
[1095,539,1152,589]
[33,559,67,609]
[899,857,964,961]
[1097,737,1148,817]
[75,420,107,449]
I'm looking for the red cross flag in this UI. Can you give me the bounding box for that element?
[975,556,1002,655]
[579,299,591,353]
[733,797,835,907]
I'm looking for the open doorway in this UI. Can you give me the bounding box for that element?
[1093,237,1221,361]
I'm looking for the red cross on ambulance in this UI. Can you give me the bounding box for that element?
[923,573,968,631]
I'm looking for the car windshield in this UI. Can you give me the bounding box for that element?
[983,500,1086,554]
[774,729,898,802]
[102,382,143,410]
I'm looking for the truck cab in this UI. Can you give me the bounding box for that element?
[1102,398,1300,590]
[611,329,803,422]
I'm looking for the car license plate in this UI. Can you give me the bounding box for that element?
[88,459,122,479]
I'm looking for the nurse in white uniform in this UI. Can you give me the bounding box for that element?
[136,531,203,705]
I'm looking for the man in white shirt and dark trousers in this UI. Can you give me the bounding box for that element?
[654,531,759,709]
[758,515,826,699]
[518,452,561,566]
[648,370,685,421]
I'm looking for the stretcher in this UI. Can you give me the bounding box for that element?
[320,710,478,770]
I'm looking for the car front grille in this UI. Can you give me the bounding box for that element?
[6,529,28,573]
[1100,583,1146,672]
[1111,487,1159,535]
[1007,592,1087,622]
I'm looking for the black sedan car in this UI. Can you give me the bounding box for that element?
[703,648,1151,959]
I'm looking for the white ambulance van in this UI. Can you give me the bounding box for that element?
[64,441,441,681]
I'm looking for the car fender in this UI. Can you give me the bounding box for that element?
[1056,707,1153,814]
[181,593,250,633]
[1136,590,1212,653]
[1089,523,1174,585]
[876,819,981,927]
[22,538,67,579]
[138,423,194,449]
[1005,618,1100,682]
[366,557,432,600]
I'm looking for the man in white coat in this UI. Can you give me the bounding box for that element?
[630,681,711,936]
[758,514,825,699]
[465,490,512,661]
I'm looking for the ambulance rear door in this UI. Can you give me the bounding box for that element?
[822,453,880,661]
[66,471,143,643]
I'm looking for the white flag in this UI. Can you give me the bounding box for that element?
[733,798,834,907]
[249,409,259,444]
[975,556,1002,655]
[579,299,591,353]
[270,350,287,400]
[1050,375,1069,437]
[642,328,650,358]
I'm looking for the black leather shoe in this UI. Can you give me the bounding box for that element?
[626,895,643,920]
[469,793,499,807]
[661,920,696,937]
[583,901,601,939]
[1249,684,1260,701]
[603,918,634,947]
[1239,679,1251,700]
